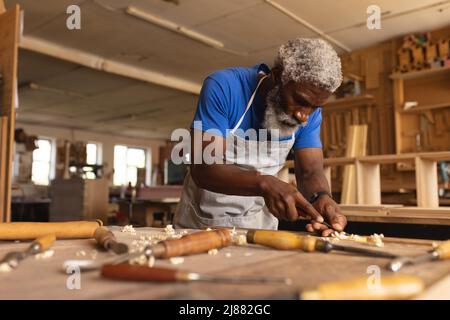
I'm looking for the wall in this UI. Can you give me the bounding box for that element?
[15,121,167,185]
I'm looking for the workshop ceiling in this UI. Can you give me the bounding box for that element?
[6,0,450,139]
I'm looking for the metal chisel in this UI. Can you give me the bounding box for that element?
[0,234,56,271]
[246,230,398,259]
[387,239,450,272]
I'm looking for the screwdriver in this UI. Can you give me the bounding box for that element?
[387,239,450,272]
[246,230,398,259]
[300,274,424,300]
[101,263,292,285]
[0,234,56,271]
[64,228,232,271]
[94,227,129,254]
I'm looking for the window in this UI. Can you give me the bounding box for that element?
[32,138,53,185]
[86,143,99,165]
[113,145,148,186]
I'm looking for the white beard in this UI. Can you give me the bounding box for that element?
[262,85,303,137]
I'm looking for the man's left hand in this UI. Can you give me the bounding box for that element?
[305,195,347,237]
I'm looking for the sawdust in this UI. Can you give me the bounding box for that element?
[75,250,86,257]
[164,224,175,235]
[35,250,54,260]
[235,234,247,246]
[225,252,232,258]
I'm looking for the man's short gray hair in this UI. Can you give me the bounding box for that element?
[275,38,343,93]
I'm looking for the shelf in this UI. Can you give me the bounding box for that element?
[390,64,450,80]
[323,94,375,110]
[401,102,450,113]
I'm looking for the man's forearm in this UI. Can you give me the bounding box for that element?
[191,164,265,196]
[296,170,330,200]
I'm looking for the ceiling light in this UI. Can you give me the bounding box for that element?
[125,5,224,49]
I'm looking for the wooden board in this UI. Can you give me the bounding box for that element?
[0,5,20,223]
[0,227,448,299]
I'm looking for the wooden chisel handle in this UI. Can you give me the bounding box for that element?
[300,275,424,300]
[101,264,182,282]
[436,239,450,259]
[247,230,329,252]
[34,234,56,252]
[94,227,115,250]
[152,229,232,258]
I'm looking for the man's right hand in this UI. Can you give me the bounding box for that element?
[257,175,324,222]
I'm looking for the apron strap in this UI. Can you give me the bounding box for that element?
[231,74,268,133]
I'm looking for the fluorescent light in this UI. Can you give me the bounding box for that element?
[126,5,224,49]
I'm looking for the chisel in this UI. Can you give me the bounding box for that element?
[94,227,129,254]
[246,230,398,259]
[64,228,232,271]
[299,274,424,300]
[387,239,450,272]
[0,234,56,271]
[101,263,292,285]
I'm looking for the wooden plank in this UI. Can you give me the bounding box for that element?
[355,161,381,205]
[341,125,367,204]
[415,157,439,208]
[0,117,7,223]
[390,64,450,80]
[0,5,20,223]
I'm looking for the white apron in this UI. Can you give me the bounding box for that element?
[174,75,296,230]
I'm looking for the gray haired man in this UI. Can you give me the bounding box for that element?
[174,38,347,236]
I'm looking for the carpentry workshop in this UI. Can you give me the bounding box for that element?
[0,0,450,307]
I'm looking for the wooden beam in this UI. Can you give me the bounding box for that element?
[0,5,20,222]
[355,160,381,205]
[414,156,439,208]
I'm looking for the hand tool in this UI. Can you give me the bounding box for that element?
[101,263,292,285]
[94,226,128,254]
[0,220,102,240]
[246,230,398,259]
[299,274,424,300]
[387,239,450,272]
[0,234,56,270]
[64,228,232,271]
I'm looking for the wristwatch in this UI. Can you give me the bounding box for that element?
[309,191,332,204]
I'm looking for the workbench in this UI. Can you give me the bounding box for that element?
[0,227,449,299]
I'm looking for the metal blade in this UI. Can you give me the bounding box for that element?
[387,252,437,272]
[189,273,292,285]
[331,243,398,259]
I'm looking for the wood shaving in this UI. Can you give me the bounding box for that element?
[244,252,253,257]
[235,234,247,246]
[121,225,136,234]
[164,224,175,235]
[169,257,184,265]
[230,227,237,237]
[331,231,384,247]
[225,252,232,258]
[130,254,147,266]
[208,249,218,256]
[0,263,12,273]
[148,256,155,268]
[75,250,86,257]
[35,250,54,260]
[90,250,98,260]
[206,228,212,231]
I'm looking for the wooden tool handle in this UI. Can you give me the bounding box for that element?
[35,234,56,251]
[94,227,115,250]
[101,264,180,282]
[300,275,424,300]
[247,230,325,252]
[153,229,232,259]
[436,239,450,259]
[0,221,102,240]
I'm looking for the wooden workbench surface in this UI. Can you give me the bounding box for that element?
[0,227,449,299]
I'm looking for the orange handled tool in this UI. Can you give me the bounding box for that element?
[300,274,424,300]
[247,230,397,259]
[0,234,56,270]
[387,239,450,272]
[101,263,291,285]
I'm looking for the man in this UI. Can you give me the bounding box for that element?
[174,38,347,236]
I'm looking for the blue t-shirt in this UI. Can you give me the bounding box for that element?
[191,63,322,150]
